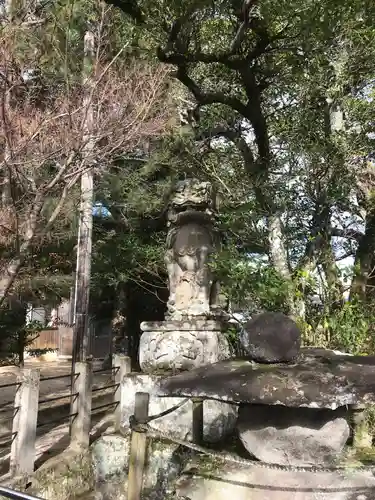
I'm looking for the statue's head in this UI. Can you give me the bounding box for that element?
[170,178,215,212]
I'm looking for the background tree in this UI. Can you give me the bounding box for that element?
[0,1,173,299]
[106,0,375,353]
[0,0,176,361]
[2,0,375,363]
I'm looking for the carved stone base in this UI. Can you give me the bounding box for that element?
[139,319,230,373]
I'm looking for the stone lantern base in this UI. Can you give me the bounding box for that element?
[139,318,230,373]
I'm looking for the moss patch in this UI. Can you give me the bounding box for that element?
[1,448,94,500]
[340,445,375,470]
[30,449,93,499]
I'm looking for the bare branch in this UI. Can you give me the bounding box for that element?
[0,25,174,300]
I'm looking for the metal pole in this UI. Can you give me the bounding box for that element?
[0,487,43,500]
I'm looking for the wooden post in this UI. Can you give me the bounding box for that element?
[192,398,204,445]
[10,368,40,476]
[352,405,372,449]
[113,354,131,433]
[127,392,149,500]
[71,29,95,371]
[70,361,93,449]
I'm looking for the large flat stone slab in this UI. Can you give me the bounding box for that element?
[157,348,375,409]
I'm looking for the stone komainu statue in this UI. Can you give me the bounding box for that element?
[165,179,222,318]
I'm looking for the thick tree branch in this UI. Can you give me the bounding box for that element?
[175,65,249,117]
[101,0,144,23]
[196,125,256,168]
[234,64,270,164]
[157,0,273,68]
[330,227,363,241]
[196,125,273,212]
[157,39,275,69]
[157,47,240,68]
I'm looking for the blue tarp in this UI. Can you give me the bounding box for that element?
[92,202,111,218]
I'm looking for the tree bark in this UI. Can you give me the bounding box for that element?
[320,237,344,308]
[1,0,17,207]
[268,214,290,280]
[350,208,375,300]
[111,282,128,354]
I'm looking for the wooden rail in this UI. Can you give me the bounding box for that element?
[0,354,131,478]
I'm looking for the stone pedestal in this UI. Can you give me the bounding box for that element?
[120,374,237,443]
[139,319,230,373]
[135,318,237,442]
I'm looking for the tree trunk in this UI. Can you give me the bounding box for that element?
[320,238,344,308]
[268,214,290,280]
[1,0,16,207]
[350,209,375,300]
[111,282,128,354]
[268,213,305,318]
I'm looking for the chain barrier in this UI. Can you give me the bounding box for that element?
[129,418,375,474]
[129,398,190,428]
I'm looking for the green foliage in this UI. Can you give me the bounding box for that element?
[223,324,240,354]
[90,155,177,295]
[91,225,166,292]
[310,299,375,355]
[0,307,46,365]
[364,407,375,443]
[211,248,291,314]
[0,305,25,361]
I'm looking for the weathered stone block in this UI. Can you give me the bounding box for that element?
[120,374,237,443]
[243,312,301,363]
[237,404,350,466]
[158,348,375,409]
[90,433,190,500]
[91,435,129,481]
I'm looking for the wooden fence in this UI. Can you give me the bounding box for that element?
[27,329,59,352]
[0,355,131,478]
[27,326,112,359]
